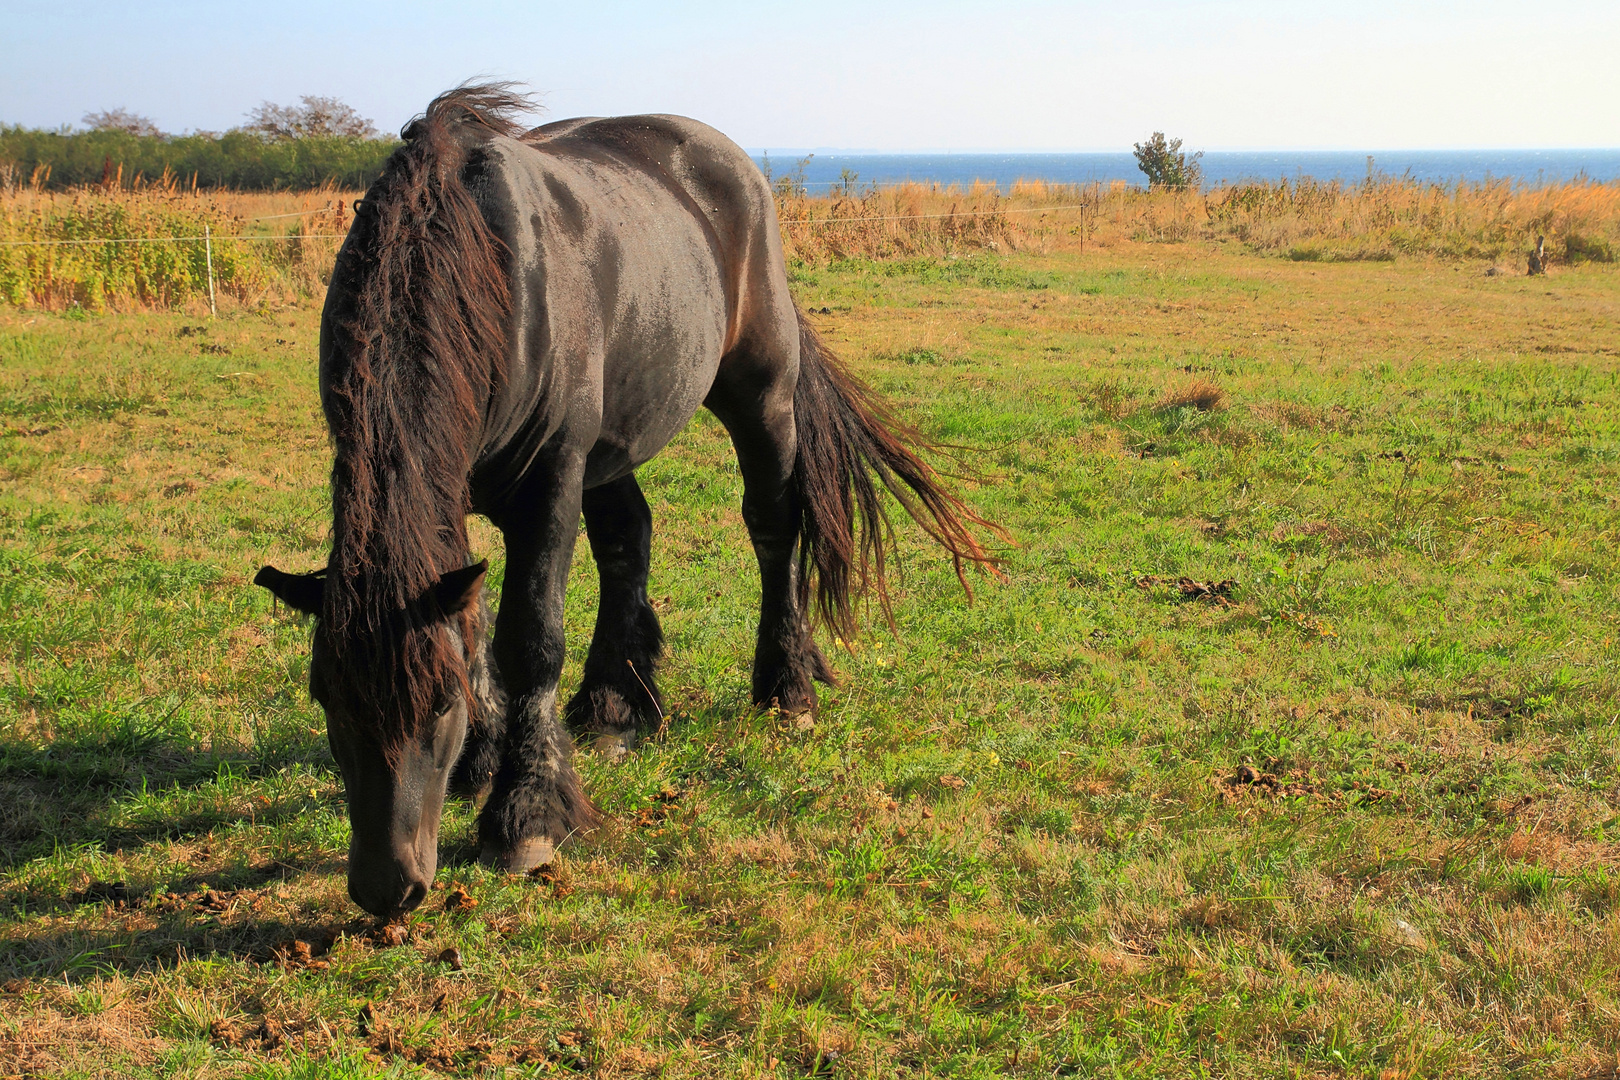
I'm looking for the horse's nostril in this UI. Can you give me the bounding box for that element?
[401,879,429,913]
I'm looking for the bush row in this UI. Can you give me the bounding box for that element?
[0,127,400,191]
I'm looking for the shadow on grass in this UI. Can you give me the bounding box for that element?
[0,734,359,978]
[0,732,337,867]
[0,895,370,980]
[0,730,350,949]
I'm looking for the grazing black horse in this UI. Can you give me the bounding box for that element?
[255,85,995,920]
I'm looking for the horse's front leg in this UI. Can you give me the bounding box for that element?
[478,457,597,871]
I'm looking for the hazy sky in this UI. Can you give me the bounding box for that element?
[4,1,1617,151]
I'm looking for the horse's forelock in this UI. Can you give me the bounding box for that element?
[410,82,536,142]
[318,602,484,747]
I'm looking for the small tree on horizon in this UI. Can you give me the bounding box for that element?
[1133,132,1203,191]
[82,107,163,138]
[244,96,380,140]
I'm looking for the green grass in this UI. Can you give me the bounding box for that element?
[0,245,1617,1077]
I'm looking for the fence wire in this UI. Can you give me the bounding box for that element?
[1,197,1096,247]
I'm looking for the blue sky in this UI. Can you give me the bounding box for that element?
[4,1,1617,150]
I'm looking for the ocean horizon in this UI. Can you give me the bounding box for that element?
[751,149,1620,192]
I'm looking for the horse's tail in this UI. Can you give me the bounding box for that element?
[791,307,1004,641]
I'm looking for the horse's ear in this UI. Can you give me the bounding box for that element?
[431,560,488,617]
[255,565,325,615]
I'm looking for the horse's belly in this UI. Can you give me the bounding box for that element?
[583,317,725,487]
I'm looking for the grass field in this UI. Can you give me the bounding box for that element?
[0,244,1617,1078]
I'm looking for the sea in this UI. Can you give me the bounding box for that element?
[751,149,1620,192]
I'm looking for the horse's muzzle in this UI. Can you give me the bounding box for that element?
[349,867,431,920]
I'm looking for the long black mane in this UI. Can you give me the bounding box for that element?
[321,84,530,734]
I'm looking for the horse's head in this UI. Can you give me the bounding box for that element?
[255,561,489,920]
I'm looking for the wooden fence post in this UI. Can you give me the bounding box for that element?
[204,224,217,316]
[1528,234,1546,276]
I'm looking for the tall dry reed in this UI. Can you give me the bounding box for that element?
[777,175,1620,266]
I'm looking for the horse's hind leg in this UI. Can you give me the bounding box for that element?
[708,361,833,716]
[565,473,665,744]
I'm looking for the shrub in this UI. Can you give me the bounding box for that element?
[1564,232,1615,263]
[1133,132,1204,191]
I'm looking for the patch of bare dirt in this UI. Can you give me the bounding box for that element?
[1135,575,1238,606]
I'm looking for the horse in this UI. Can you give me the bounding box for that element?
[254,84,997,920]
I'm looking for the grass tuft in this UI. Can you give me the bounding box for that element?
[1157,378,1227,412]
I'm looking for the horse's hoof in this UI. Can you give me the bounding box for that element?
[591,729,636,762]
[479,837,555,874]
[763,697,816,731]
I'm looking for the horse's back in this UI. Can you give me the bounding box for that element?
[521,115,793,355]
[473,116,792,496]
[524,113,775,219]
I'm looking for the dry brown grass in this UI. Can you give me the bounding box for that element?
[5,171,1616,311]
[1157,378,1227,412]
[775,174,1620,266]
[773,180,1029,262]
[0,175,357,311]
